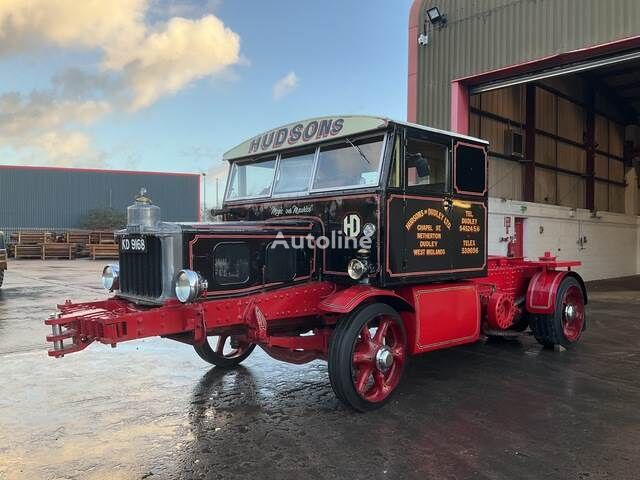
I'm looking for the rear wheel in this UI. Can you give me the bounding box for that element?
[328,303,407,412]
[193,335,255,368]
[0,269,4,288]
[530,277,585,348]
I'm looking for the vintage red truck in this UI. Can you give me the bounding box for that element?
[45,116,586,411]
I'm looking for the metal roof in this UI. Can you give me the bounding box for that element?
[410,0,640,129]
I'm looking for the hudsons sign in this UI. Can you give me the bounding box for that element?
[223,115,389,161]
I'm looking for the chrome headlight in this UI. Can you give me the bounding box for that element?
[362,222,376,237]
[175,269,208,303]
[101,264,120,291]
[347,258,368,280]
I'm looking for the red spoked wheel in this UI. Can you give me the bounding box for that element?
[530,276,586,348]
[193,334,256,368]
[328,303,407,411]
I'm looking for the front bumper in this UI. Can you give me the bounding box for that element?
[45,298,204,357]
[44,281,336,358]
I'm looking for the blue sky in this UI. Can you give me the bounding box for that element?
[0,0,413,206]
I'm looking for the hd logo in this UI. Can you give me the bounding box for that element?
[342,214,361,237]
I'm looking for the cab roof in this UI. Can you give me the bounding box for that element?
[223,115,488,162]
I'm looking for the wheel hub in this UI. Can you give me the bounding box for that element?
[375,346,394,371]
[564,304,576,321]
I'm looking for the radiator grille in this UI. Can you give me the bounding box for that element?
[119,236,163,298]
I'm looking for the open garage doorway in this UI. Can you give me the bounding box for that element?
[466,54,640,215]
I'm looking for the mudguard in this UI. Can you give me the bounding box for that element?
[319,285,414,314]
[526,270,587,315]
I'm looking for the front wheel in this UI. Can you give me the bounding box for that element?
[193,335,255,368]
[0,269,4,288]
[328,303,407,412]
[530,277,586,348]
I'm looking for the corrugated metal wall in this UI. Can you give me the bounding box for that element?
[0,167,199,229]
[415,0,640,129]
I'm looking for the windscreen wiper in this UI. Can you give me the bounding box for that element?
[345,137,370,164]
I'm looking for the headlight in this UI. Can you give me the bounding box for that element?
[175,269,208,303]
[362,223,376,237]
[347,258,368,280]
[101,264,120,291]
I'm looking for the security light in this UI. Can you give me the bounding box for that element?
[426,6,447,27]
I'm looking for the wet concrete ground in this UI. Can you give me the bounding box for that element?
[0,260,639,480]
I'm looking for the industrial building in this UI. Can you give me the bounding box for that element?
[409,0,640,280]
[0,165,200,230]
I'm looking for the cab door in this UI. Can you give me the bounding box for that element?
[450,140,488,273]
[385,126,455,281]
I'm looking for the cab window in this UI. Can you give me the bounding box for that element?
[388,134,402,188]
[226,156,277,200]
[273,148,315,195]
[405,137,449,192]
[455,144,486,194]
[312,136,383,190]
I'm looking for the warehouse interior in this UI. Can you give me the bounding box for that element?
[469,60,640,214]
[459,50,640,280]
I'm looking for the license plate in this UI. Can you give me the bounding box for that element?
[120,235,148,254]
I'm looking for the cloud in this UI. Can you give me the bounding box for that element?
[34,131,104,167]
[0,0,146,55]
[147,0,222,21]
[104,15,241,110]
[0,0,244,165]
[273,72,299,100]
[0,1,242,109]
[0,91,111,166]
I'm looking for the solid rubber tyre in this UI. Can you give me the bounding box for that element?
[328,303,407,412]
[193,335,256,368]
[530,277,585,348]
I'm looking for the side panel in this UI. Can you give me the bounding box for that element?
[385,195,487,279]
[225,194,381,280]
[184,228,316,297]
[398,283,481,355]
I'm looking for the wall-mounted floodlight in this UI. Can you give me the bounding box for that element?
[426,6,447,27]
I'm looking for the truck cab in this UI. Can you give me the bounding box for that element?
[216,115,488,290]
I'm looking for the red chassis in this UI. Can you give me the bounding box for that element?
[46,252,586,359]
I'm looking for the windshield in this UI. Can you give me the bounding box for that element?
[273,148,315,195]
[226,156,277,200]
[312,136,383,190]
[224,134,385,201]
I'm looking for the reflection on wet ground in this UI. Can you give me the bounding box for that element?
[1,261,639,479]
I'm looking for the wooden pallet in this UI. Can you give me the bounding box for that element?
[90,243,119,260]
[16,231,52,245]
[14,244,43,259]
[67,231,92,257]
[89,231,115,245]
[42,243,77,260]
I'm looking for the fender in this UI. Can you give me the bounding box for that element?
[526,270,587,315]
[319,285,414,314]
